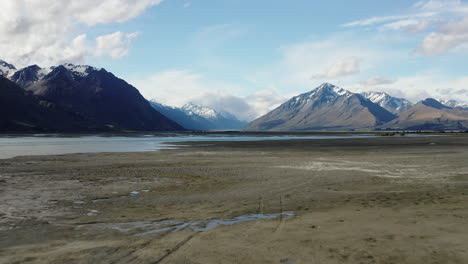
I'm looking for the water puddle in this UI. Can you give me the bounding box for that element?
[83,211,294,236]
[129,190,150,195]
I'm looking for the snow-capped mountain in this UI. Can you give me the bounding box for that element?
[0,60,99,80]
[285,83,354,108]
[10,65,52,87]
[5,62,100,89]
[361,91,413,115]
[149,101,246,130]
[439,99,468,110]
[383,98,468,130]
[62,63,99,77]
[0,59,182,132]
[245,83,396,131]
[0,60,17,77]
[182,103,220,120]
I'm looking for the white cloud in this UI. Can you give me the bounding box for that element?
[342,0,468,55]
[277,35,391,87]
[342,13,435,28]
[245,90,288,119]
[416,17,468,55]
[0,0,162,67]
[95,32,140,59]
[190,90,288,121]
[131,70,208,107]
[130,70,288,121]
[71,0,163,26]
[311,57,360,79]
[360,76,397,86]
[348,73,468,104]
[413,0,463,11]
[342,15,416,27]
[380,19,428,32]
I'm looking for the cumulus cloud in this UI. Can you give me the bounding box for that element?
[130,70,288,121]
[192,89,289,121]
[190,90,288,121]
[131,70,209,107]
[277,36,384,86]
[0,0,162,67]
[311,57,360,79]
[191,94,254,120]
[360,76,397,86]
[436,87,468,99]
[95,32,140,59]
[416,17,468,55]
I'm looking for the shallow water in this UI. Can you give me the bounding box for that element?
[83,211,295,236]
[0,133,383,159]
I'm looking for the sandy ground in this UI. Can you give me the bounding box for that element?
[1,135,468,263]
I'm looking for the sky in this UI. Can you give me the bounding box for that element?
[1,0,468,121]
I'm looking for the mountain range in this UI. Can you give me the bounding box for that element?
[0,60,183,132]
[0,59,246,132]
[149,102,246,130]
[2,58,468,133]
[245,83,468,131]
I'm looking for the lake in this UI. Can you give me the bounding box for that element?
[0,132,428,159]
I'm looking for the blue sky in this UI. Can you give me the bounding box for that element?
[2,0,468,120]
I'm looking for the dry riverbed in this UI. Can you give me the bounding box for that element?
[1,135,468,263]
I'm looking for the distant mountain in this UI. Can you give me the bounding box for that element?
[2,61,183,132]
[439,99,468,110]
[244,83,396,131]
[148,101,209,130]
[181,103,246,129]
[0,60,16,77]
[149,101,246,130]
[361,91,413,115]
[381,98,468,130]
[0,76,108,132]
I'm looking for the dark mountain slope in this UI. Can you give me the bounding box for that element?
[24,65,183,131]
[0,76,107,132]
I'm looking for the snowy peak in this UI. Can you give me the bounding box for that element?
[361,91,413,115]
[290,83,354,107]
[311,83,354,99]
[182,103,220,120]
[150,101,246,130]
[439,99,468,110]
[0,60,17,77]
[10,65,46,87]
[8,63,100,88]
[62,63,99,77]
[315,83,352,96]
